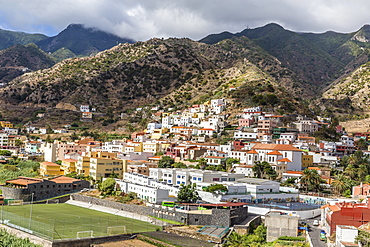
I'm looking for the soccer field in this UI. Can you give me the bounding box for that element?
[0,203,158,240]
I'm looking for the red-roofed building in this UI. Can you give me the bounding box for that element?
[324,202,370,235]
[0,175,89,202]
[248,143,303,171]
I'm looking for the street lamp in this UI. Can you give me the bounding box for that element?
[28,193,34,230]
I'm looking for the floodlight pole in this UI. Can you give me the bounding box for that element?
[28,193,34,230]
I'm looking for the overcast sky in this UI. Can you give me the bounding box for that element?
[1,0,370,41]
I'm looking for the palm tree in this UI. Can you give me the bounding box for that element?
[331,174,352,195]
[358,165,368,181]
[300,169,322,193]
[344,164,357,180]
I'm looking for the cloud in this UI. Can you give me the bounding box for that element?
[0,0,369,41]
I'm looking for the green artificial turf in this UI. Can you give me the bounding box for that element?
[0,203,157,240]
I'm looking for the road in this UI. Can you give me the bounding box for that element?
[305,218,327,247]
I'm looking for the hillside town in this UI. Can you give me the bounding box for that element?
[0,99,369,246]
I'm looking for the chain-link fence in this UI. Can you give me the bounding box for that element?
[0,209,158,240]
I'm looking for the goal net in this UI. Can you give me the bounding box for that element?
[8,200,23,206]
[46,199,59,204]
[107,226,127,235]
[76,230,94,239]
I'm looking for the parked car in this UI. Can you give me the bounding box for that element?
[320,230,327,242]
[313,220,319,226]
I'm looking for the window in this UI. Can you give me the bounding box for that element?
[198,178,202,181]
[193,177,197,180]
[213,178,220,181]
[229,178,235,181]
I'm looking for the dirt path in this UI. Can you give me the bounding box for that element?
[97,239,155,247]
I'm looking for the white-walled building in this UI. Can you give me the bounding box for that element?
[335,225,358,247]
[0,133,8,147]
[246,143,303,171]
[147,123,162,133]
[233,131,258,140]
[117,179,169,203]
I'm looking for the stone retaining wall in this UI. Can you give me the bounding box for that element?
[163,226,222,243]
[71,194,248,227]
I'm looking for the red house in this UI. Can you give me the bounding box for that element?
[323,202,370,235]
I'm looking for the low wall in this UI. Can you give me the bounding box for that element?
[248,205,321,219]
[234,215,261,235]
[71,194,248,227]
[164,226,222,243]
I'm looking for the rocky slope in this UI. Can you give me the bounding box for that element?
[0,37,307,126]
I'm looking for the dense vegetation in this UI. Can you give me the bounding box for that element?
[0,160,39,183]
[0,229,42,247]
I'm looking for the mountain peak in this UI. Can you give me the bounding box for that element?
[351,24,370,42]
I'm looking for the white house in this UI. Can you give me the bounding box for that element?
[335,225,358,247]
[147,123,162,133]
[80,105,90,112]
[233,131,258,140]
[198,128,215,137]
[117,179,169,204]
[246,143,303,171]
[234,165,254,177]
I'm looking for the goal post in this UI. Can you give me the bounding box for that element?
[107,226,127,235]
[76,230,94,239]
[8,200,23,206]
[46,199,59,204]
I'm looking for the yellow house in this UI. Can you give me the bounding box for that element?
[89,158,127,180]
[40,162,63,177]
[124,142,143,153]
[76,156,91,176]
[143,142,160,154]
[61,159,77,174]
[76,151,118,176]
[302,154,313,170]
[0,121,13,128]
[151,128,169,139]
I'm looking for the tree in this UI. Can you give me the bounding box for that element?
[99,178,116,195]
[331,174,352,196]
[197,158,208,170]
[0,150,12,156]
[177,183,199,203]
[70,132,79,141]
[358,165,369,181]
[204,184,228,194]
[252,161,277,180]
[45,135,53,143]
[356,138,368,150]
[158,156,175,168]
[300,169,323,192]
[14,139,23,147]
[344,164,357,180]
[172,162,187,168]
[225,158,240,172]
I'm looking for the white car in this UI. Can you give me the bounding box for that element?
[313,220,319,226]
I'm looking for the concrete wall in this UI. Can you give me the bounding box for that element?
[234,215,262,235]
[247,205,321,219]
[265,212,299,242]
[71,194,248,227]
